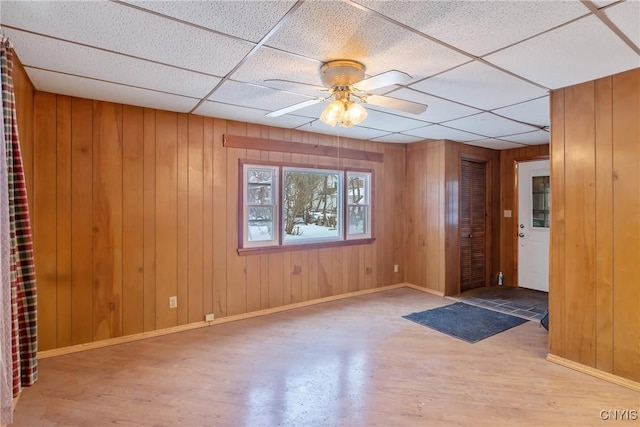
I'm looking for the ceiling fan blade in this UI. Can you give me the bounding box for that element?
[364,94,428,115]
[266,98,324,117]
[355,70,412,92]
[264,79,327,96]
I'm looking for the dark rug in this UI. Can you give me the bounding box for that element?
[402,302,529,343]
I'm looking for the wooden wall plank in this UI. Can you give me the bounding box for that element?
[212,118,228,318]
[594,77,614,373]
[225,121,247,316]
[70,97,94,345]
[563,82,596,366]
[55,95,72,348]
[122,105,145,336]
[549,90,566,358]
[202,117,214,317]
[155,111,178,329]
[187,115,204,323]
[33,92,57,351]
[92,101,123,341]
[611,69,640,382]
[177,114,189,325]
[143,108,157,332]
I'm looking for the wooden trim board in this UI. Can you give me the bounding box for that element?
[224,134,384,163]
[547,353,640,392]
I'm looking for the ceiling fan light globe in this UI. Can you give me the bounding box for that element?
[343,102,368,126]
[320,100,345,127]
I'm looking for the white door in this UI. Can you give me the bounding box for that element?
[517,160,550,292]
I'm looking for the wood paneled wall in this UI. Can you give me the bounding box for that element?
[498,144,549,286]
[549,67,639,382]
[405,140,500,296]
[406,140,446,293]
[28,92,407,351]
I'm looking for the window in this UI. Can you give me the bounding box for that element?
[240,162,373,251]
[244,166,278,247]
[346,172,371,239]
[531,175,550,228]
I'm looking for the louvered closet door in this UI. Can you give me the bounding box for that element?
[460,160,487,292]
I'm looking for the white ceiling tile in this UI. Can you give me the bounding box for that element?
[194,101,313,129]
[405,125,485,142]
[409,61,548,110]
[5,28,220,98]
[353,0,589,56]
[603,1,640,49]
[294,122,389,141]
[443,113,538,138]
[122,0,297,43]
[492,97,549,128]
[26,67,198,113]
[266,0,469,81]
[353,108,429,133]
[209,80,311,112]
[463,139,524,150]
[486,15,640,90]
[232,47,323,95]
[385,88,482,123]
[1,0,252,76]
[499,130,550,145]
[372,133,425,143]
[591,0,623,9]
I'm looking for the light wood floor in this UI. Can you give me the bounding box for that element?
[13,288,639,426]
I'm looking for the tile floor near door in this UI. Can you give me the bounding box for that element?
[452,286,548,322]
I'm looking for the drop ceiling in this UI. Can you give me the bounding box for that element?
[1,0,638,149]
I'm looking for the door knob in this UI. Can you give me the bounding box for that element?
[519,224,525,229]
[518,232,525,238]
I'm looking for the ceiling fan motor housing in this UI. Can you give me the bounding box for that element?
[320,60,366,87]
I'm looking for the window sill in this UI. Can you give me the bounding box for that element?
[237,238,376,256]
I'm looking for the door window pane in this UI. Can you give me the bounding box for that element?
[531,175,550,228]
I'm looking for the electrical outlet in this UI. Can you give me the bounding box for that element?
[205,313,215,322]
[169,296,177,308]
[394,264,399,273]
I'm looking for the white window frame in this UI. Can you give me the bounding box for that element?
[346,171,372,240]
[242,164,279,249]
[240,162,374,252]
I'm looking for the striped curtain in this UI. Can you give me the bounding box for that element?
[0,38,37,424]
[0,40,12,423]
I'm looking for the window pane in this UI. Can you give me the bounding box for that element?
[532,175,550,228]
[247,168,273,204]
[348,206,367,235]
[283,170,340,242]
[248,207,274,242]
[348,174,368,204]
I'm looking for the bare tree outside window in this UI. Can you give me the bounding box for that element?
[283,169,340,241]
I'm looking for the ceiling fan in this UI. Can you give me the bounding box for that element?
[265,60,428,128]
